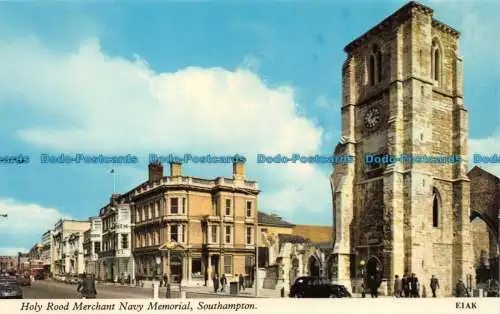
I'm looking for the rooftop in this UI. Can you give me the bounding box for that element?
[344,1,459,53]
[258,211,294,227]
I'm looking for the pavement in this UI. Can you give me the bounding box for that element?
[21,280,283,299]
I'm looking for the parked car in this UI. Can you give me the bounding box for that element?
[289,276,352,298]
[0,277,23,299]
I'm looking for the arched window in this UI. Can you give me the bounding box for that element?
[432,187,440,227]
[376,50,382,82]
[368,44,382,86]
[369,55,376,86]
[431,39,441,82]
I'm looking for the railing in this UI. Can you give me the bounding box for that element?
[133,176,258,196]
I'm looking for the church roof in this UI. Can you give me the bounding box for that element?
[468,166,500,182]
[258,211,294,227]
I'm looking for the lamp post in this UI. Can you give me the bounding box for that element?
[360,260,366,296]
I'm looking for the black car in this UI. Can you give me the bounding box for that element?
[0,277,23,299]
[289,276,351,298]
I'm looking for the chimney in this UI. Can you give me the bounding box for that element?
[148,162,164,182]
[233,160,245,180]
[110,194,121,205]
[170,162,182,177]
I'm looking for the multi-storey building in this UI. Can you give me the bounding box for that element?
[97,196,134,282]
[0,256,17,272]
[40,230,52,268]
[51,219,90,275]
[27,243,44,276]
[17,253,30,274]
[131,161,259,286]
[330,1,473,295]
[83,217,102,276]
[66,232,86,275]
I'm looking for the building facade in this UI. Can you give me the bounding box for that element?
[40,230,52,271]
[0,256,17,272]
[131,161,259,286]
[257,212,334,289]
[51,219,90,276]
[330,1,473,296]
[97,196,134,282]
[83,217,102,276]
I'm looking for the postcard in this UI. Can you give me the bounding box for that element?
[0,0,498,314]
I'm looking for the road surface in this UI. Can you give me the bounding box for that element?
[21,280,245,299]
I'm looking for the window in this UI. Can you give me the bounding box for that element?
[191,258,202,277]
[369,55,375,86]
[136,209,141,222]
[225,199,231,216]
[432,39,441,83]
[121,234,128,249]
[433,188,440,228]
[369,44,382,85]
[156,230,160,245]
[225,225,232,244]
[224,255,233,274]
[376,50,382,82]
[182,198,186,214]
[213,199,220,216]
[170,198,178,214]
[147,205,152,220]
[246,201,252,217]
[211,225,218,243]
[94,242,100,253]
[170,225,179,242]
[246,226,253,245]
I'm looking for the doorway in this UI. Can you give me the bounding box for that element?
[308,256,320,277]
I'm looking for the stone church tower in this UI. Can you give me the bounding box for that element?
[330,1,474,296]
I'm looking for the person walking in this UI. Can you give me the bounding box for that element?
[455,279,469,297]
[409,273,420,297]
[402,273,410,297]
[77,274,97,299]
[239,274,245,291]
[394,275,403,297]
[204,271,208,286]
[213,274,220,293]
[430,275,440,298]
[368,275,378,298]
[220,274,227,293]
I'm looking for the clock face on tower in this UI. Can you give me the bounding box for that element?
[364,107,381,130]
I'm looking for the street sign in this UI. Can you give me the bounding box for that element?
[156,257,161,265]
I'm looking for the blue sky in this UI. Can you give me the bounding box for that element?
[0,0,499,255]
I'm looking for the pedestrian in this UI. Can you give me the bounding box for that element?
[402,273,410,297]
[368,275,378,298]
[430,275,439,298]
[213,274,219,293]
[220,274,227,293]
[163,274,168,287]
[394,275,402,297]
[239,274,245,291]
[204,271,208,286]
[455,279,468,297]
[409,273,419,297]
[77,274,97,299]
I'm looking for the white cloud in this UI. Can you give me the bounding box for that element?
[0,198,71,255]
[0,198,70,235]
[0,37,332,221]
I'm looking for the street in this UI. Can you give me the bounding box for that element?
[20,280,261,299]
[22,280,154,299]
